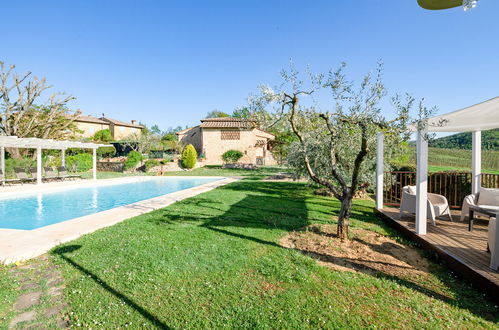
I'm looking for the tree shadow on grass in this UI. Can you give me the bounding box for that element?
[52,245,171,330]
[151,181,498,323]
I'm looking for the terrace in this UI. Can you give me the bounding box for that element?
[375,97,499,295]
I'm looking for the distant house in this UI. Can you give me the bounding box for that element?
[176,118,277,165]
[74,115,144,140]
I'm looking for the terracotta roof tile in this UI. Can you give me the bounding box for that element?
[200,118,256,129]
[74,115,108,125]
[100,117,144,129]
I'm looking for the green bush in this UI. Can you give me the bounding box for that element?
[124,151,143,171]
[222,149,244,163]
[93,129,113,142]
[66,153,93,172]
[181,144,197,169]
[144,159,159,172]
[96,146,116,159]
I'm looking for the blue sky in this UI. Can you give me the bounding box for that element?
[1,1,498,130]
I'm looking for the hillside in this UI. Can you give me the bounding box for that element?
[429,128,499,150]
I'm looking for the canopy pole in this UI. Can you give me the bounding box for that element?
[415,128,428,235]
[0,146,5,185]
[36,147,42,185]
[376,132,384,210]
[61,149,66,167]
[92,148,97,180]
[472,131,481,195]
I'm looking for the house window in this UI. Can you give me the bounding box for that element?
[221,130,240,140]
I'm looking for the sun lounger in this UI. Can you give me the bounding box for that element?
[14,167,36,184]
[44,167,63,181]
[57,166,81,180]
[0,169,21,186]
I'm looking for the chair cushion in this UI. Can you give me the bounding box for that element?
[478,188,499,207]
[406,186,417,195]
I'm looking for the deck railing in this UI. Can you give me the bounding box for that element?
[383,172,499,209]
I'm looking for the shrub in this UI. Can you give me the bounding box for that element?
[96,146,116,159]
[93,129,113,142]
[124,151,143,171]
[222,149,244,163]
[66,153,93,172]
[144,159,159,172]
[181,144,197,169]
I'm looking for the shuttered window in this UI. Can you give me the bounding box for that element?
[221,130,240,140]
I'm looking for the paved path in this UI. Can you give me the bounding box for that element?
[7,255,69,329]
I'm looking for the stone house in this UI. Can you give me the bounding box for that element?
[74,115,144,140]
[176,118,277,165]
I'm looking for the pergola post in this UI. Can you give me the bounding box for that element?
[61,149,66,167]
[376,132,384,210]
[36,146,42,185]
[415,128,428,235]
[0,146,5,185]
[472,131,481,194]
[92,148,97,180]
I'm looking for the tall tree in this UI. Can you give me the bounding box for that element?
[205,110,230,118]
[260,63,423,240]
[0,62,80,145]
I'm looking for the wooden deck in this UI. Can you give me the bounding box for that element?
[376,207,499,298]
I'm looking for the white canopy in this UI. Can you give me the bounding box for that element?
[0,136,110,149]
[0,136,111,184]
[426,96,499,132]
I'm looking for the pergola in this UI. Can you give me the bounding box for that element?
[0,136,111,185]
[376,96,499,235]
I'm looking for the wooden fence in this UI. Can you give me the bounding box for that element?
[383,172,499,209]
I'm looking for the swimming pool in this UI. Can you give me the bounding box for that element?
[0,177,220,230]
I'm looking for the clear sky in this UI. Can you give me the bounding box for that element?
[1,0,498,130]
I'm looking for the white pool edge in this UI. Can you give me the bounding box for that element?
[0,176,238,264]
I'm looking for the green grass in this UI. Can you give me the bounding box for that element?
[0,265,18,326]
[78,166,285,180]
[429,165,499,175]
[163,165,285,179]
[36,180,497,328]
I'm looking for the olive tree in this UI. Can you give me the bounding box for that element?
[260,63,420,240]
[0,62,80,140]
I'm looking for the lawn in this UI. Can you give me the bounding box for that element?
[79,166,286,180]
[1,176,497,328]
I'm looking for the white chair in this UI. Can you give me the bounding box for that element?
[461,188,499,221]
[488,216,499,270]
[400,185,453,225]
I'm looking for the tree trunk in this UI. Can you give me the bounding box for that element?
[337,195,353,240]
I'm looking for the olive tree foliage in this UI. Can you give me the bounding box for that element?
[256,63,426,240]
[0,62,80,147]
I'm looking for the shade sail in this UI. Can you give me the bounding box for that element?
[425,97,499,132]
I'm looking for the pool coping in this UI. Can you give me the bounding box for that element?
[0,176,238,264]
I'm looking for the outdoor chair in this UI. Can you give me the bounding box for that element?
[460,188,499,221]
[14,167,36,184]
[0,169,21,186]
[488,217,499,270]
[29,168,38,181]
[57,166,81,180]
[399,185,453,225]
[44,167,63,181]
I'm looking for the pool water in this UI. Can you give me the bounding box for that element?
[0,177,219,230]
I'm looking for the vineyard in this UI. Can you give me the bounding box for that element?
[406,147,499,173]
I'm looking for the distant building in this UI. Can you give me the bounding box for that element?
[74,115,144,140]
[176,118,277,165]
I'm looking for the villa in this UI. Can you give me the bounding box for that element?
[176,117,277,165]
[74,115,144,140]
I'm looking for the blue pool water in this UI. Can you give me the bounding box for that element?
[0,177,219,230]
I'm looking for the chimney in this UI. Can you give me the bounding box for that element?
[131,120,137,125]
